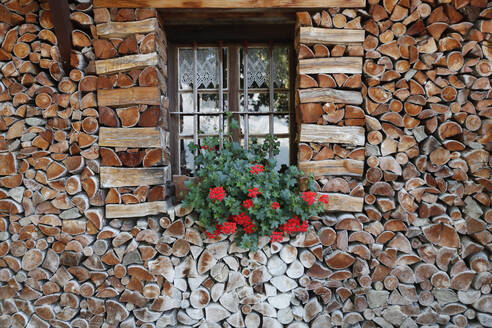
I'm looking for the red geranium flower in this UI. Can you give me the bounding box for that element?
[205,223,221,239]
[242,199,254,209]
[250,164,264,174]
[270,230,283,242]
[301,191,317,205]
[243,223,256,234]
[271,202,280,210]
[209,186,226,202]
[297,220,308,232]
[220,222,237,234]
[319,194,329,204]
[232,212,251,226]
[279,215,308,233]
[248,188,261,198]
[201,145,216,151]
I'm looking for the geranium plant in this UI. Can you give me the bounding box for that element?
[183,121,327,250]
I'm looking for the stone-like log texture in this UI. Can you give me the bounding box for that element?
[0,0,490,328]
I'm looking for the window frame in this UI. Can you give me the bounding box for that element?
[168,41,297,176]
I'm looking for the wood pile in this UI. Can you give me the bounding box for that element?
[0,0,490,328]
[295,9,366,213]
[296,3,492,327]
[92,7,170,219]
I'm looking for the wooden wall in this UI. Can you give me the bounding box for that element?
[0,0,490,327]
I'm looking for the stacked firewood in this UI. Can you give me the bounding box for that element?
[0,0,107,326]
[91,7,170,213]
[295,2,492,327]
[0,0,490,327]
[360,1,491,327]
[295,9,366,212]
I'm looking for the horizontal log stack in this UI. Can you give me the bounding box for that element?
[0,0,490,328]
[92,8,170,221]
[296,9,366,213]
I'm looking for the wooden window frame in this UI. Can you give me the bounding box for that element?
[169,41,296,176]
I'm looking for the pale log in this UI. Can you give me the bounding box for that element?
[320,193,364,212]
[97,87,160,106]
[300,124,365,146]
[96,18,158,38]
[106,201,169,219]
[299,27,365,45]
[299,159,364,177]
[93,0,367,9]
[95,52,158,75]
[299,57,362,74]
[100,167,167,187]
[298,88,363,104]
[99,127,162,148]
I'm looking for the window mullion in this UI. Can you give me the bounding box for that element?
[219,42,224,150]
[192,43,198,173]
[269,42,274,158]
[229,45,240,143]
[243,42,249,150]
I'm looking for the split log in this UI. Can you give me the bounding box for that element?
[319,193,364,212]
[299,57,362,74]
[96,18,158,38]
[95,52,158,75]
[298,159,364,176]
[106,201,168,219]
[298,88,363,104]
[100,167,168,187]
[300,124,365,145]
[97,87,160,106]
[99,127,162,148]
[299,27,365,45]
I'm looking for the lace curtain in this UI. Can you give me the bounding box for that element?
[179,47,288,90]
[245,47,288,89]
[179,48,219,89]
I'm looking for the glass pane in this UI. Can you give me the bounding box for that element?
[273,47,289,88]
[181,139,194,174]
[199,115,220,134]
[249,115,270,135]
[275,138,290,167]
[274,92,289,112]
[253,138,289,169]
[179,48,221,90]
[240,92,270,112]
[180,116,193,135]
[240,47,269,89]
[274,115,289,134]
[198,93,221,113]
[179,93,193,113]
[222,47,228,89]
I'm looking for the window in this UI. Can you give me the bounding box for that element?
[169,43,293,175]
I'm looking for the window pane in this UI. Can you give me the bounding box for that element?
[240,92,270,112]
[275,138,290,168]
[248,115,270,135]
[178,48,193,90]
[180,116,193,135]
[179,93,193,113]
[274,115,289,134]
[199,115,220,134]
[273,47,289,88]
[274,92,289,112]
[254,137,289,170]
[198,93,221,113]
[240,47,269,89]
[179,47,224,90]
[181,139,194,174]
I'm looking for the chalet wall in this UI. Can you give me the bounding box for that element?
[0,0,490,328]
